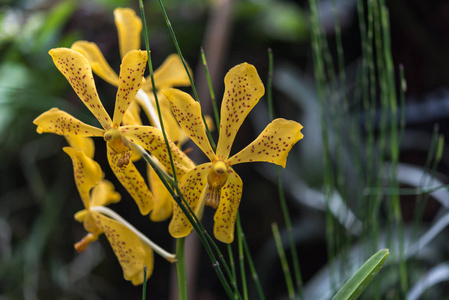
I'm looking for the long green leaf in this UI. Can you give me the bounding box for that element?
[332,249,389,300]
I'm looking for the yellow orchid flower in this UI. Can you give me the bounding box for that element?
[70,7,190,144]
[64,146,154,285]
[33,48,195,216]
[163,63,304,244]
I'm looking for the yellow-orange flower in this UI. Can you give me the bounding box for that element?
[163,63,304,243]
[64,146,153,285]
[34,48,194,216]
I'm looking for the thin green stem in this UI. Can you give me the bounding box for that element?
[272,223,295,299]
[227,244,238,300]
[142,266,147,300]
[241,229,266,300]
[175,238,188,300]
[157,0,216,151]
[237,215,248,300]
[266,48,303,299]
[139,0,178,185]
[200,47,220,130]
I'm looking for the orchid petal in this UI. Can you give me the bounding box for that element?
[142,54,191,91]
[107,144,153,215]
[64,135,95,159]
[216,63,265,160]
[114,8,142,59]
[49,48,112,129]
[227,119,303,168]
[113,50,147,127]
[148,164,173,222]
[163,88,216,161]
[90,179,121,207]
[71,41,119,86]
[213,168,242,243]
[169,163,210,238]
[90,211,153,285]
[34,108,105,137]
[63,147,102,209]
[120,126,195,177]
[122,100,142,126]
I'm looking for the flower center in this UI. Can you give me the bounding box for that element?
[206,161,228,209]
[104,128,132,167]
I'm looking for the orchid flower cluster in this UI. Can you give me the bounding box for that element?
[33,8,303,287]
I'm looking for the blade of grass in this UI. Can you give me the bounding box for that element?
[272,223,295,299]
[331,249,389,300]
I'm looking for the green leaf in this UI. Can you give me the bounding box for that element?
[332,249,389,300]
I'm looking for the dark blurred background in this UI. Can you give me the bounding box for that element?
[1,0,449,299]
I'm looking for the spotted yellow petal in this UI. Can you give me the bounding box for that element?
[71,41,119,86]
[114,8,142,59]
[213,168,242,243]
[34,108,105,137]
[49,48,112,129]
[107,144,153,215]
[148,164,173,222]
[91,179,121,207]
[142,54,191,91]
[122,100,142,126]
[163,88,216,161]
[227,119,303,168]
[120,125,195,177]
[216,63,265,160]
[63,147,102,209]
[64,135,95,159]
[90,211,153,285]
[136,91,181,143]
[169,163,210,238]
[113,50,148,127]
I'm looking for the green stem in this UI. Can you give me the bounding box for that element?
[272,223,295,299]
[142,266,147,300]
[176,238,188,300]
[157,0,216,151]
[200,47,220,130]
[236,215,248,300]
[241,229,266,300]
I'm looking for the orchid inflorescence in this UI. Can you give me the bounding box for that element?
[33,7,303,287]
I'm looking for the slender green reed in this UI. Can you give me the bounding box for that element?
[156,0,216,151]
[236,215,248,300]
[240,232,266,300]
[200,47,220,130]
[266,48,303,298]
[142,266,147,300]
[138,2,237,297]
[227,244,238,300]
[272,223,295,299]
[175,238,188,300]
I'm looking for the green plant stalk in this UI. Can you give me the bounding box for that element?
[413,125,439,235]
[272,223,295,299]
[308,0,337,288]
[266,47,303,299]
[237,215,248,300]
[200,47,220,130]
[157,0,216,151]
[380,3,408,294]
[138,146,238,299]
[139,0,178,184]
[241,231,266,300]
[227,244,238,300]
[175,238,188,300]
[142,266,147,300]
